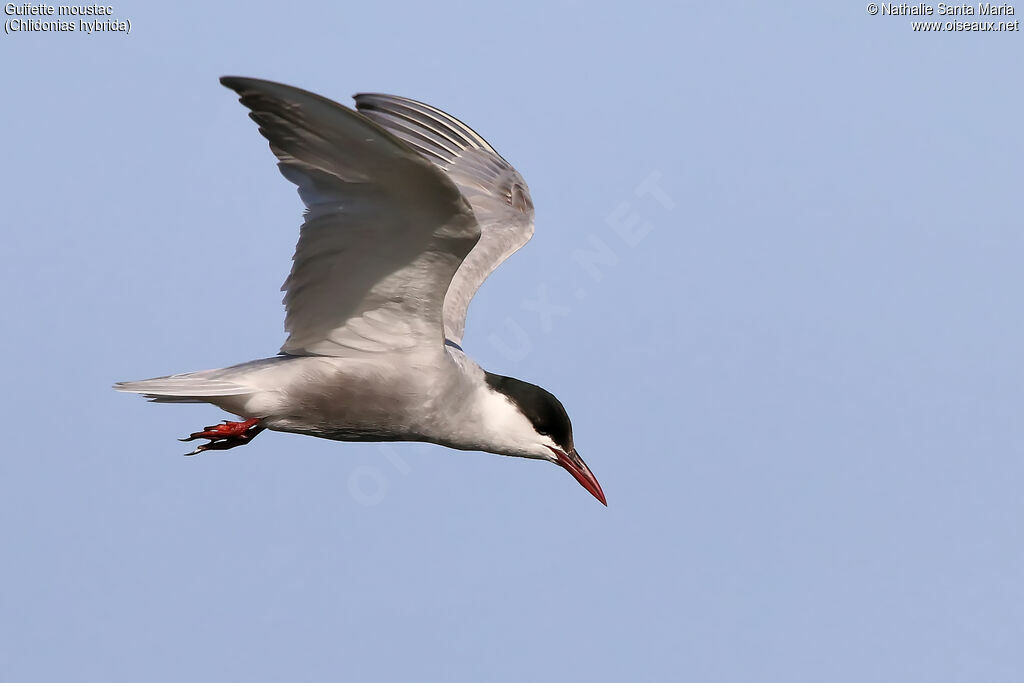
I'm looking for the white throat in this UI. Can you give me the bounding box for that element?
[451,382,557,460]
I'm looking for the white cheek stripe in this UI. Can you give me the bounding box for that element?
[475,388,557,458]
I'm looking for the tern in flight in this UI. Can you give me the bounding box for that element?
[115,77,605,505]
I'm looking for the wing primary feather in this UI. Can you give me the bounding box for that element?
[219,76,480,357]
[355,94,500,157]
[364,112,459,164]
[351,90,537,347]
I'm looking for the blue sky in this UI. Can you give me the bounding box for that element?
[2,2,1022,681]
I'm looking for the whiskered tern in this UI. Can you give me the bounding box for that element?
[115,77,605,505]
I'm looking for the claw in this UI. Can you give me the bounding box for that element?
[180,418,263,442]
[180,418,265,455]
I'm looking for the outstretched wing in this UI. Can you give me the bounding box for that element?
[221,77,480,357]
[354,94,535,347]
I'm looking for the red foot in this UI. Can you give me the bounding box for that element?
[180,418,265,455]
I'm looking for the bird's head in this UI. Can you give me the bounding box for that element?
[482,372,606,505]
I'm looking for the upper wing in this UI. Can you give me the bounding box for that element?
[220,77,480,357]
[353,94,535,347]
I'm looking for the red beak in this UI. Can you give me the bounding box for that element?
[553,447,607,506]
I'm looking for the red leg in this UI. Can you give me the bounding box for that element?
[180,418,265,455]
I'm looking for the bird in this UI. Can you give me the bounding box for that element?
[114,76,605,505]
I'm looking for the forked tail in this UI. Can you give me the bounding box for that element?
[113,372,250,403]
